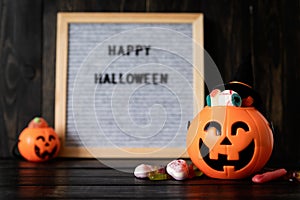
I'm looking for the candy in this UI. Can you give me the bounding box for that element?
[188,163,203,178]
[134,164,156,178]
[207,89,242,107]
[148,168,171,181]
[252,168,287,183]
[166,159,189,180]
[292,171,300,182]
[134,161,203,181]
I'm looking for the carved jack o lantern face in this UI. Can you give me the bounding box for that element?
[34,132,59,160]
[187,106,273,179]
[18,117,60,162]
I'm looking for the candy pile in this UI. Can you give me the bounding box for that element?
[134,159,203,181]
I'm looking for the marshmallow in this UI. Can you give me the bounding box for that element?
[166,159,189,180]
[134,164,155,178]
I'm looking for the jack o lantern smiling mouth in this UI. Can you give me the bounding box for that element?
[199,139,255,171]
[34,145,58,159]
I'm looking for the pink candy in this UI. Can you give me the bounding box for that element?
[166,159,189,180]
[252,168,287,183]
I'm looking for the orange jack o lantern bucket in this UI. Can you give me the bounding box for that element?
[18,117,61,162]
[187,105,273,179]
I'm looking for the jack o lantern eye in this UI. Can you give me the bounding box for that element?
[49,135,55,141]
[204,121,221,136]
[36,136,45,141]
[231,121,249,135]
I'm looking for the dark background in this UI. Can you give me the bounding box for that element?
[0,0,299,167]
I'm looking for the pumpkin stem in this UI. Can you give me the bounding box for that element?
[33,117,41,123]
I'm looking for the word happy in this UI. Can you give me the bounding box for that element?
[95,73,168,85]
[108,45,151,56]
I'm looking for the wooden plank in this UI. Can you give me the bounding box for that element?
[193,14,205,113]
[56,12,203,23]
[252,0,284,167]
[1,184,299,199]
[252,0,300,167]
[281,0,300,168]
[0,158,179,169]
[0,0,42,157]
[0,159,106,169]
[0,175,292,187]
[0,159,299,199]
[147,0,202,12]
[198,0,252,83]
[0,168,131,177]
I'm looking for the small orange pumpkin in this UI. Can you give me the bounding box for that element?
[187,106,273,179]
[18,117,60,162]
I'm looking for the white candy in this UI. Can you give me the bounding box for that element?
[166,159,189,180]
[209,89,241,107]
[134,164,155,178]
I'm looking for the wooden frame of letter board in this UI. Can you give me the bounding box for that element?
[55,13,204,158]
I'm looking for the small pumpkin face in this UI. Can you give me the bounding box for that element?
[18,118,60,162]
[187,106,273,179]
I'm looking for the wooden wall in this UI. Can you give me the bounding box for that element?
[0,0,299,167]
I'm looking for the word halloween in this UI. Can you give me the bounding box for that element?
[108,45,151,56]
[95,73,168,84]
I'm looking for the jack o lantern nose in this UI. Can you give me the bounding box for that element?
[45,142,50,147]
[220,137,232,145]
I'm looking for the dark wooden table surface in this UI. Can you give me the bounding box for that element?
[0,158,299,199]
